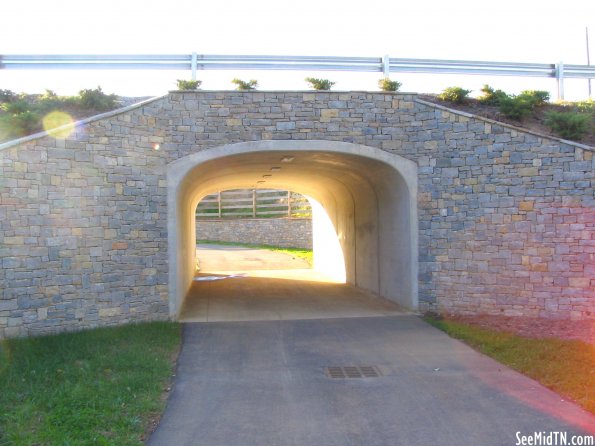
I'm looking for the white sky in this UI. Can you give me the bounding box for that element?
[1,0,594,100]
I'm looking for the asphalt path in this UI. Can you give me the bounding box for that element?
[148,316,595,446]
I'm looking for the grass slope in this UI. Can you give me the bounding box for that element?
[425,317,595,414]
[0,322,181,445]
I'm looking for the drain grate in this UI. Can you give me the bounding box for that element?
[325,366,382,379]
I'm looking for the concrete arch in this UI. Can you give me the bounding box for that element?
[167,140,418,318]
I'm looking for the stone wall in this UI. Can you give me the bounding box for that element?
[196,218,312,249]
[0,100,170,337]
[1,91,593,338]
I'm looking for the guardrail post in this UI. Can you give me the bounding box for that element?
[382,54,390,78]
[555,61,564,101]
[191,52,198,80]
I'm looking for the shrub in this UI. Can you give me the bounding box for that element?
[498,95,534,120]
[232,79,258,91]
[305,77,335,91]
[478,84,508,106]
[498,90,550,120]
[0,89,17,103]
[545,111,591,140]
[575,99,594,114]
[35,90,72,113]
[176,79,202,90]
[0,111,40,139]
[42,89,57,99]
[0,99,30,114]
[519,90,550,106]
[378,78,402,92]
[437,87,471,104]
[78,86,118,111]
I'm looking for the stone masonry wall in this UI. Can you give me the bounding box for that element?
[196,218,312,249]
[0,99,171,337]
[164,91,593,321]
[1,91,593,338]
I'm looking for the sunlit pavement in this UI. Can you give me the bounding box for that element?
[180,245,406,322]
[181,273,406,322]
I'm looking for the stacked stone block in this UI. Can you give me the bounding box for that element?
[1,91,593,337]
[196,218,313,249]
[0,100,171,337]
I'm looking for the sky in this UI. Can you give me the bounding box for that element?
[1,0,594,100]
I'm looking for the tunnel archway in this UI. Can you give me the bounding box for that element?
[167,140,418,318]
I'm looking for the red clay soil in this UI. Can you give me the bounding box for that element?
[443,314,595,345]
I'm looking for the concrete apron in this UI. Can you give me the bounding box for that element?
[148,316,595,446]
[181,274,405,323]
[181,245,407,322]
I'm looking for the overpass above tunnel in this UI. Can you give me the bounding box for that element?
[0,90,593,338]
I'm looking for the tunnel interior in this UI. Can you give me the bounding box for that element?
[167,141,418,318]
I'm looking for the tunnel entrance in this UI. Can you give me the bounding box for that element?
[195,188,314,257]
[167,140,418,319]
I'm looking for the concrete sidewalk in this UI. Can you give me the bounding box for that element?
[183,244,405,322]
[196,243,311,271]
[181,276,405,322]
[148,316,595,446]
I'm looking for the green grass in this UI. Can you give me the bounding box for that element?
[197,239,313,266]
[424,316,595,413]
[0,322,181,445]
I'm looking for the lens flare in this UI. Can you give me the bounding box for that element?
[42,111,74,139]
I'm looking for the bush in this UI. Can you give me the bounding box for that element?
[0,99,30,114]
[0,89,17,103]
[519,90,550,106]
[478,84,508,106]
[499,95,534,120]
[545,111,591,140]
[0,86,120,142]
[378,78,402,92]
[305,77,335,90]
[78,86,118,111]
[176,79,202,90]
[0,111,40,139]
[232,79,258,91]
[499,90,550,120]
[42,89,57,99]
[437,87,471,104]
[35,90,73,113]
[575,99,594,114]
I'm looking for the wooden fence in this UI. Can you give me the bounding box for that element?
[196,189,312,219]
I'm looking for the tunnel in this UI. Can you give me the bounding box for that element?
[167,140,418,318]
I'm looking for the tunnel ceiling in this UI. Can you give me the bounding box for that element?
[184,150,400,204]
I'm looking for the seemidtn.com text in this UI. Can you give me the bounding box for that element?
[516,432,594,446]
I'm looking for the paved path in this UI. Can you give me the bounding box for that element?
[183,244,404,322]
[181,276,405,323]
[148,316,595,446]
[196,244,311,271]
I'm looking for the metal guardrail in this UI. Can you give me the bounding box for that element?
[1,54,594,100]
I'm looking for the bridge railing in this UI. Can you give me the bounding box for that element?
[1,54,594,100]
